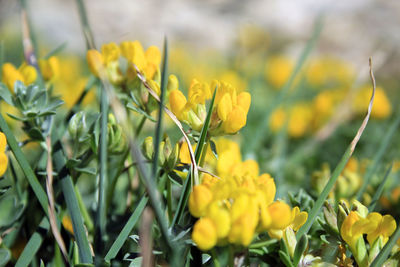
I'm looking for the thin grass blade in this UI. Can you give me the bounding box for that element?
[104,196,148,261]
[152,37,168,179]
[296,58,376,240]
[15,218,49,267]
[368,163,393,212]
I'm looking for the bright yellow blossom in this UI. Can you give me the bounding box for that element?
[2,62,37,91]
[39,56,60,81]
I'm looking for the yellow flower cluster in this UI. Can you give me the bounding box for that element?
[169,79,251,135]
[0,132,8,177]
[86,41,161,85]
[186,138,307,251]
[341,201,396,265]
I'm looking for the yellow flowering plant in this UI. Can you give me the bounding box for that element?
[1,2,400,267]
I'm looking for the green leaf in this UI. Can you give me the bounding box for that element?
[0,194,24,228]
[293,234,308,266]
[0,248,11,266]
[15,218,49,267]
[126,102,156,122]
[104,197,148,261]
[279,250,294,267]
[53,142,93,264]
[0,113,49,215]
[0,83,13,105]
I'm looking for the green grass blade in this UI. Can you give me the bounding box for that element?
[15,217,49,267]
[296,58,376,240]
[104,196,148,261]
[170,86,217,228]
[130,142,173,251]
[368,163,393,212]
[75,0,96,49]
[355,114,400,200]
[244,17,323,155]
[96,82,109,251]
[0,114,49,215]
[43,42,67,59]
[53,142,93,264]
[370,223,400,267]
[152,37,168,179]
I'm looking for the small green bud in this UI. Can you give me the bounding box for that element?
[323,201,338,234]
[142,136,154,160]
[158,141,166,166]
[283,228,297,258]
[351,200,368,218]
[187,110,203,131]
[68,111,87,140]
[337,204,348,235]
[107,114,127,154]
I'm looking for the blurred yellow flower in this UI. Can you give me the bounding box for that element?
[265,56,293,89]
[2,62,37,91]
[0,132,8,177]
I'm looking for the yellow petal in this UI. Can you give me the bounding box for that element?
[101,42,120,65]
[188,185,213,217]
[222,106,247,134]
[86,49,104,77]
[2,63,23,91]
[0,132,7,152]
[217,93,233,121]
[169,89,187,119]
[18,63,37,85]
[237,92,251,113]
[192,218,217,251]
[145,46,161,66]
[268,201,292,229]
[0,153,8,177]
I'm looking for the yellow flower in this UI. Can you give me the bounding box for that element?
[366,212,396,246]
[269,107,286,133]
[101,42,120,65]
[39,56,60,81]
[288,103,312,138]
[290,206,308,231]
[340,211,377,252]
[2,62,37,91]
[192,217,217,251]
[0,132,8,177]
[189,185,213,218]
[265,56,293,89]
[18,63,37,85]
[86,49,104,78]
[62,214,74,235]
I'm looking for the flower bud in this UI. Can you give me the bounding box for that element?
[142,136,154,160]
[68,111,87,141]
